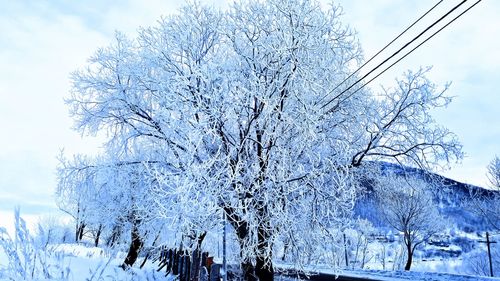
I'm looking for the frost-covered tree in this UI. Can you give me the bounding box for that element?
[484,157,500,230]
[470,156,500,231]
[56,151,164,267]
[56,154,95,242]
[464,246,500,277]
[487,157,500,188]
[65,1,461,279]
[374,175,444,271]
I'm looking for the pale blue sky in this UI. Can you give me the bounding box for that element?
[0,0,498,217]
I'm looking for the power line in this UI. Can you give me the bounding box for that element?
[345,0,483,99]
[321,0,469,111]
[316,0,444,106]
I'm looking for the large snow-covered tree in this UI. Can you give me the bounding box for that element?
[65,1,462,279]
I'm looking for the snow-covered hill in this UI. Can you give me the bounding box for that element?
[355,162,496,232]
[350,163,499,276]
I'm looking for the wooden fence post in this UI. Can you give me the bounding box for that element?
[167,249,173,273]
[191,249,201,281]
[173,249,179,275]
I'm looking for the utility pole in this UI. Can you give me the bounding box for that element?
[222,212,227,281]
[343,233,349,268]
[479,232,497,277]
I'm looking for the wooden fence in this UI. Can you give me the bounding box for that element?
[155,247,221,281]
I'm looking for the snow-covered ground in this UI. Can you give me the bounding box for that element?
[1,212,498,280]
[0,243,169,281]
[1,242,499,280]
[0,210,167,280]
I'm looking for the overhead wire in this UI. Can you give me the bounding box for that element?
[344,0,483,99]
[316,0,444,106]
[321,0,470,111]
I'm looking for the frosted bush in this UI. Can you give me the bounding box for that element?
[0,208,70,280]
[35,215,75,246]
[462,247,499,277]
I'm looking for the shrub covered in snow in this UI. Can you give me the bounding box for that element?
[0,208,70,280]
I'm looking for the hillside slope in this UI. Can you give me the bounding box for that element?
[354,163,496,232]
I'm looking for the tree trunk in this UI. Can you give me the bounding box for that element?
[107,224,121,247]
[256,256,273,281]
[404,240,413,271]
[122,219,143,268]
[241,260,257,281]
[75,223,80,242]
[255,222,274,281]
[224,207,258,281]
[94,224,103,247]
[282,241,288,262]
[76,222,85,242]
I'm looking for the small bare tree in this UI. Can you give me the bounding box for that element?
[482,157,500,230]
[344,219,375,270]
[375,175,444,270]
[464,247,500,277]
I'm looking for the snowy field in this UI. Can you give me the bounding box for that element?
[0,243,168,281]
[1,209,498,280]
[0,211,498,280]
[2,243,499,281]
